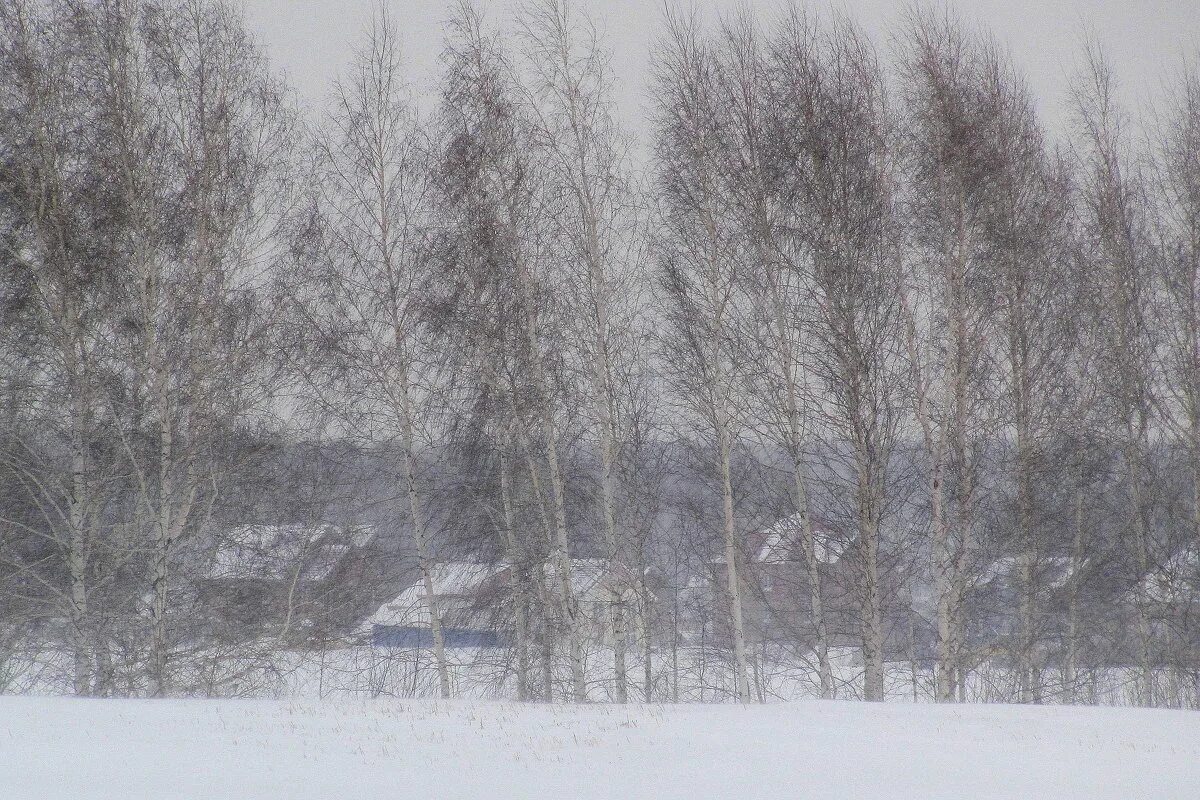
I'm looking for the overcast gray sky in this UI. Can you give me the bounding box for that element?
[240,0,1200,145]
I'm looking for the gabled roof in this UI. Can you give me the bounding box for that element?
[368,562,506,627]
[367,559,653,629]
[975,555,1078,590]
[541,558,648,604]
[424,562,504,598]
[751,514,847,565]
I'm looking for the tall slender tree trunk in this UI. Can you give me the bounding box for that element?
[499,441,530,701]
[516,0,645,704]
[518,430,566,703]
[148,356,173,697]
[1015,399,1038,703]
[573,87,628,705]
[642,593,654,702]
[1181,377,1200,708]
[399,381,450,699]
[513,239,586,702]
[543,430,586,702]
[789,454,834,699]
[540,603,556,701]
[67,520,91,697]
[945,237,976,705]
[1064,478,1086,703]
[65,322,92,697]
[933,478,955,702]
[766,275,834,698]
[900,285,954,702]
[858,447,885,702]
[596,392,627,703]
[1123,434,1154,705]
[717,400,751,703]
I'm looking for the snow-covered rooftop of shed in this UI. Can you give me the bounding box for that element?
[756,514,846,565]
[368,562,506,627]
[367,558,650,629]
[976,555,1077,589]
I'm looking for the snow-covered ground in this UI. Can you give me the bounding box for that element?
[2,696,1198,799]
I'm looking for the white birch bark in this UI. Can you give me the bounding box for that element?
[498,440,531,701]
[1065,476,1086,703]
[516,0,639,702]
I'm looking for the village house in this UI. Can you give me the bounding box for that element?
[365,559,655,651]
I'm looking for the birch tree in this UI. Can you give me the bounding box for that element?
[897,12,1073,702]
[982,63,1073,704]
[1071,44,1157,704]
[1148,57,1200,704]
[0,0,126,695]
[898,10,1008,701]
[294,4,452,698]
[799,15,902,701]
[437,1,587,702]
[106,0,293,695]
[515,0,645,703]
[652,8,753,702]
[746,6,839,698]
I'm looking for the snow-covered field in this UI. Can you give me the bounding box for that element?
[2,696,1198,800]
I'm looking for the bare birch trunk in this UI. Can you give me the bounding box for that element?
[544,430,586,702]
[857,448,886,702]
[766,272,833,698]
[517,0,634,703]
[399,401,450,699]
[498,441,530,701]
[65,317,93,697]
[900,286,954,702]
[514,235,586,702]
[147,354,173,697]
[642,592,654,702]
[717,396,751,703]
[67,509,91,696]
[1015,399,1038,703]
[1065,479,1086,703]
[1123,435,1155,705]
[517,428,567,703]
[594,359,627,702]
[946,223,976,707]
[596,390,627,703]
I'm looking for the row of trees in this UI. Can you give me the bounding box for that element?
[0,0,297,695]
[1,0,1198,707]
[651,5,1200,706]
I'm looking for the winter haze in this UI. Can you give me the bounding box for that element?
[2,0,1200,798]
[243,0,1200,139]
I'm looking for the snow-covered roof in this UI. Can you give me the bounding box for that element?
[208,524,374,582]
[422,562,503,598]
[755,515,846,565]
[976,555,1077,589]
[544,558,602,602]
[368,562,506,627]
[540,558,646,605]
[1046,557,1079,590]
[367,558,651,630]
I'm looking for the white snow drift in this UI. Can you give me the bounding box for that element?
[2,696,1197,799]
